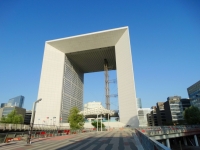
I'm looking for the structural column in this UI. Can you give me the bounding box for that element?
[166,139,170,148]
[183,137,187,146]
[194,135,199,146]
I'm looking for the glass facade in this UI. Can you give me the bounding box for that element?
[60,56,83,123]
[187,80,200,109]
[2,107,14,117]
[7,96,24,108]
[187,80,200,99]
[137,98,142,108]
[0,103,7,108]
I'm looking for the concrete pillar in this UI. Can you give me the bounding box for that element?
[194,135,199,146]
[161,140,165,146]
[183,137,187,146]
[166,139,170,148]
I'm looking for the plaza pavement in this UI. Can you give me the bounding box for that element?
[0,129,143,150]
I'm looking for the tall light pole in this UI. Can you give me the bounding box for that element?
[108,113,109,131]
[28,98,42,144]
[101,113,102,132]
[97,113,99,132]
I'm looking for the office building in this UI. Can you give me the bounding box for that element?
[156,102,166,126]
[1,103,7,108]
[149,106,158,126]
[147,113,153,126]
[164,96,190,124]
[24,110,32,125]
[138,108,151,127]
[187,80,200,109]
[146,106,158,126]
[35,27,139,127]
[137,98,142,109]
[7,96,24,108]
[0,106,26,121]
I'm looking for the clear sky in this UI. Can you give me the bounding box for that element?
[0,0,200,110]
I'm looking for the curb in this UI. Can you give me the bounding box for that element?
[0,142,16,147]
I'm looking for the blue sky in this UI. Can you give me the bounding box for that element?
[0,0,200,110]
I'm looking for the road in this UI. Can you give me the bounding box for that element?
[0,129,143,150]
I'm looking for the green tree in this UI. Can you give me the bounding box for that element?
[0,109,24,124]
[184,106,200,125]
[68,107,84,130]
[91,121,105,130]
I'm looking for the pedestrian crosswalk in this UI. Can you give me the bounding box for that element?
[0,130,142,150]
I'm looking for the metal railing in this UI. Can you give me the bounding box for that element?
[0,127,96,144]
[135,128,171,150]
[0,123,71,131]
[137,125,200,136]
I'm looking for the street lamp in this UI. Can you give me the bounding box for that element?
[101,112,102,132]
[97,113,98,132]
[28,98,42,144]
[108,113,110,131]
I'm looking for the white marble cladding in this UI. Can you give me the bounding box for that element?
[36,27,139,127]
[34,44,65,125]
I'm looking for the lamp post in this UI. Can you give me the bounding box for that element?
[28,98,42,144]
[108,113,109,131]
[101,112,102,132]
[97,113,99,132]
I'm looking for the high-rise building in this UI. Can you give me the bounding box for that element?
[164,96,190,124]
[137,108,151,127]
[137,98,142,109]
[187,80,200,109]
[24,110,32,125]
[156,102,166,126]
[7,96,24,108]
[0,106,26,121]
[0,103,7,108]
[147,113,153,126]
[150,106,158,126]
[34,27,139,127]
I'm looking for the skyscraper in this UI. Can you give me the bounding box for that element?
[7,96,24,108]
[35,27,139,127]
[137,98,142,108]
[0,103,7,108]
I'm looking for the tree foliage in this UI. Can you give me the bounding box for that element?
[184,106,200,125]
[68,107,84,130]
[0,109,24,124]
[91,121,105,129]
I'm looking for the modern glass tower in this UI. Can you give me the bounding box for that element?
[7,95,24,108]
[35,27,139,127]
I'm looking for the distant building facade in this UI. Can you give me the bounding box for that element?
[0,106,26,121]
[0,103,7,108]
[137,98,142,109]
[150,106,158,126]
[146,106,158,126]
[147,113,153,126]
[24,110,32,125]
[7,96,24,108]
[84,101,103,110]
[138,108,151,127]
[164,96,190,124]
[156,102,166,126]
[187,80,200,109]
